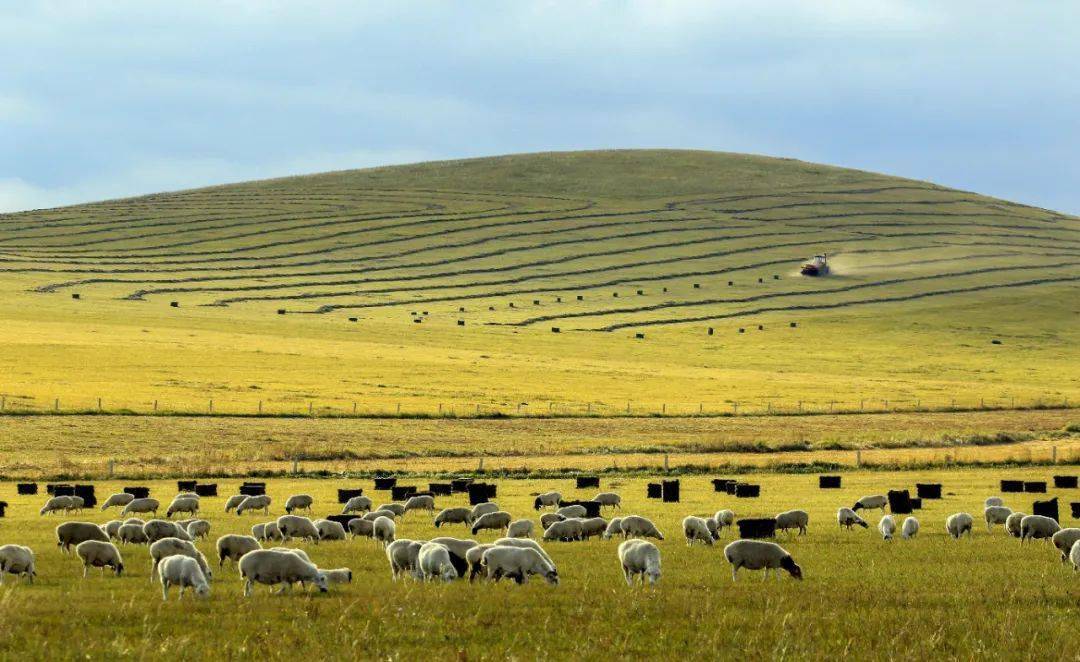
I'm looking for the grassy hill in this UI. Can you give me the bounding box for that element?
[0,149,1077,414]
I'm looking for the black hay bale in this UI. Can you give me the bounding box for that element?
[1024,481,1047,493]
[457,320,465,326]
[888,489,913,515]
[73,485,96,508]
[170,301,179,308]
[488,306,495,311]
[1071,502,1080,519]
[459,307,466,312]
[636,290,644,295]
[551,327,560,333]
[1053,475,1078,489]
[662,479,680,503]
[373,477,397,490]
[727,281,733,286]
[0,501,6,517]
[194,484,217,497]
[818,476,842,489]
[576,295,584,301]
[576,476,600,489]
[910,497,923,510]
[177,480,197,492]
[790,322,797,328]
[582,501,602,518]
[533,300,540,305]
[735,483,760,498]
[1033,497,1059,522]
[485,483,497,498]
[646,483,662,499]
[738,328,745,333]
[17,483,38,495]
[757,325,764,331]
[612,292,618,298]
[348,317,358,322]
[429,483,453,496]
[48,484,74,496]
[450,479,474,493]
[635,333,645,339]
[391,485,418,501]
[413,318,422,324]
[758,278,763,283]
[712,478,736,493]
[724,481,739,495]
[915,483,942,499]
[239,483,266,496]
[324,514,356,528]
[468,483,492,505]
[277,309,286,315]
[773,275,780,280]
[337,488,364,504]
[693,283,701,289]
[72,293,80,299]
[707,327,714,335]
[1001,480,1025,493]
[737,518,777,539]
[991,339,1002,345]
[124,486,150,499]
[422,311,428,316]
[556,297,562,302]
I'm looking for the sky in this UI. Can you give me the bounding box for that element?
[2,1,1078,213]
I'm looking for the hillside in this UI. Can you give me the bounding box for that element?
[0,149,1077,414]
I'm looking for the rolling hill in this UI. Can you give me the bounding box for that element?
[0,149,1077,415]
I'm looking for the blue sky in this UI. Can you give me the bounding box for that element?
[2,1,1078,213]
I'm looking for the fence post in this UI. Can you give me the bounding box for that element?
[153,400,158,412]
[859,399,864,411]
[309,402,314,417]
[292,459,299,475]
[662,403,666,415]
[587,402,591,414]
[1052,446,1058,464]
[856,450,862,468]
[699,403,703,414]
[98,397,102,412]
[733,402,739,415]
[438,403,443,415]
[626,401,631,414]
[477,457,484,471]
[258,400,263,415]
[663,453,669,471]
[55,398,59,411]
[797,400,802,413]
[1,395,5,410]
[209,399,213,414]
[107,459,115,478]
[396,403,401,415]
[353,402,357,414]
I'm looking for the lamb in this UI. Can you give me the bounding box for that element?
[386,539,425,580]
[348,518,374,539]
[837,508,869,530]
[985,497,1004,508]
[984,506,1013,531]
[342,495,373,515]
[143,519,192,543]
[901,517,920,540]
[75,540,124,577]
[714,510,736,531]
[118,522,150,545]
[185,519,211,540]
[507,519,535,539]
[682,516,714,546]
[533,492,562,510]
[0,545,36,585]
[852,495,888,513]
[373,515,396,546]
[434,507,473,527]
[723,540,803,581]
[376,503,407,518]
[284,494,314,514]
[236,495,272,516]
[540,513,566,529]
[252,521,284,542]
[362,509,398,522]
[277,515,320,544]
[556,505,587,519]
[56,521,109,553]
[121,498,160,517]
[216,534,261,566]
[418,542,458,582]
[103,520,124,540]
[603,517,625,540]
[1005,512,1027,538]
[879,515,897,541]
[620,515,664,541]
[100,493,135,511]
[323,568,353,585]
[465,544,495,581]
[946,513,974,539]
[1052,528,1080,562]
[1020,515,1061,543]
[40,495,77,516]
[618,539,661,586]
[471,511,512,535]
[543,519,584,542]
[593,492,622,510]
[579,517,608,540]
[774,510,809,536]
[238,549,328,596]
[149,537,212,583]
[471,502,500,520]
[224,495,246,513]
[403,495,436,515]
[315,519,347,541]
[158,555,210,600]
[481,546,559,585]
[492,538,555,566]
[166,497,200,519]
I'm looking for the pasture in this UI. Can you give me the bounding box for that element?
[1,469,1079,659]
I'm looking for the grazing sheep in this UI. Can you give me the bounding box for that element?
[1071,540,1080,571]
[56,521,109,553]
[373,516,396,546]
[100,493,135,511]
[277,515,320,544]
[342,495,373,515]
[404,495,436,515]
[852,495,888,513]
[149,537,212,583]
[216,534,261,566]
[471,511,513,536]
[1052,528,1080,562]
[323,568,353,585]
[123,517,145,526]
[435,507,474,528]
[985,497,1004,508]
[984,506,1013,531]
[901,517,920,540]
[682,516,714,546]
[481,546,559,585]
[118,522,150,545]
[471,502,500,520]
[284,494,314,514]
[75,540,124,577]
[121,498,160,517]
[185,520,211,540]
[603,517,625,540]
[418,542,458,582]
[348,518,374,539]
[386,539,425,580]
[158,555,209,600]
[714,510,736,532]
[543,519,584,542]
[224,495,246,513]
[252,521,284,542]
[0,545,36,585]
[618,539,660,586]
[143,519,192,544]
[1005,512,1027,538]
[540,513,566,529]
[236,495,272,516]
[315,519,347,542]
[376,503,407,518]
[238,549,328,596]
[270,547,311,563]
[593,492,622,510]
[837,508,869,530]
[879,515,897,541]
[579,517,608,540]
[946,513,974,539]
[533,492,562,510]
[507,520,535,539]
[175,492,200,501]
[103,520,123,540]
[775,510,809,536]
[1020,515,1061,543]
[465,544,495,582]
[705,517,720,540]
[362,508,399,522]
[620,515,664,541]
[556,505,587,519]
[428,536,478,577]
[166,497,199,519]
[40,496,77,516]
[724,540,803,581]
[492,538,555,566]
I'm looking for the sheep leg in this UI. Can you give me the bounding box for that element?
[731,566,738,581]
[244,579,254,597]
[82,565,89,579]
[623,566,633,586]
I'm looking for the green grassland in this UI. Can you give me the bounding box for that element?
[1,470,1078,659]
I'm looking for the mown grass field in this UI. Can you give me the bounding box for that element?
[1,469,1079,659]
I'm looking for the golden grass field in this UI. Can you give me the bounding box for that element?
[1,469,1079,659]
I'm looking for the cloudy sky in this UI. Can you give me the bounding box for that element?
[2,1,1078,213]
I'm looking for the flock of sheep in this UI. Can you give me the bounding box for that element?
[2,485,1077,599]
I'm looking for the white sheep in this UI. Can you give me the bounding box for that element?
[682,516,714,546]
[593,493,622,510]
[284,494,314,514]
[985,497,1004,508]
[224,495,246,513]
[185,519,211,540]
[236,495,272,516]
[533,492,562,510]
[879,515,897,541]
[481,546,559,585]
[901,517,920,540]
[713,510,736,533]
[386,539,425,580]
[618,539,660,586]
[315,519,347,541]
[404,495,436,515]
[143,519,192,543]
[603,517,625,540]
[774,510,809,536]
[507,519,534,539]
[103,520,123,540]
[1052,528,1080,562]
[158,555,209,600]
[277,515,320,544]
[620,515,664,541]
[1005,512,1026,538]
[492,538,555,566]
[705,518,719,540]
[1071,540,1080,571]
[342,495,373,515]
[434,507,473,527]
[373,515,396,546]
[837,507,869,530]
[543,519,584,542]
[118,522,149,545]
[55,521,109,553]
[556,505,587,519]
[362,509,398,522]
[75,540,124,577]
[540,513,566,529]
[323,568,353,585]
[945,513,974,539]
[238,549,328,596]
[418,542,458,581]
[149,537,212,583]
[40,495,77,516]
[216,534,261,566]
[465,544,495,582]
[0,545,36,584]
[166,497,200,519]
[121,498,160,517]
[852,495,888,513]
[984,506,1013,531]
[348,518,374,539]
[376,503,407,518]
[723,540,803,581]
[252,521,284,542]
[579,517,608,540]
[100,493,135,511]
[471,502,500,520]
[1020,515,1061,543]
[471,511,512,535]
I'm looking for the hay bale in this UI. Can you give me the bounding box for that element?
[576,295,584,300]
[916,483,942,499]
[239,483,266,496]
[0,501,6,518]
[413,318,422,324]
[194,484,217,497]
[348,317,358,322]
[790,322,797,328]
[429,483,453,496]
[707,327,714,335]
[738,328,745,333]
[177,480,197,492]
[728,281,733,286]
[457,320,465,326]
[635,333,645,339]
[533,300,540,305]
[1054,475,1078,489]
[737,518,777,539]
[48,484,74,496]
[1001,479,1025,493]
[324,514,355,528]
[16,483,37,495]
[662,479,680,503]
[693,283,701,289]
[712,478,736,492]
[910,497,923,510]
[551,327,560,333]
[576,476,600,489]
[72,293,81,300]
[170,301,179,308]
[373,477,397,491]
[1024,481,1047,493]
[450,479,474,493]
[124,486,151,499]
[391,485,417,501]
[818,476,842,489]
[888,489,913,514]
[337,488,364,504]
[646,483,662,499]
[1033,497,1059,522]
[468,483,491,505]
[277,309,285,315]
[636,289,644,295]
[735,484,760,498]
[1071,502,1080,519]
